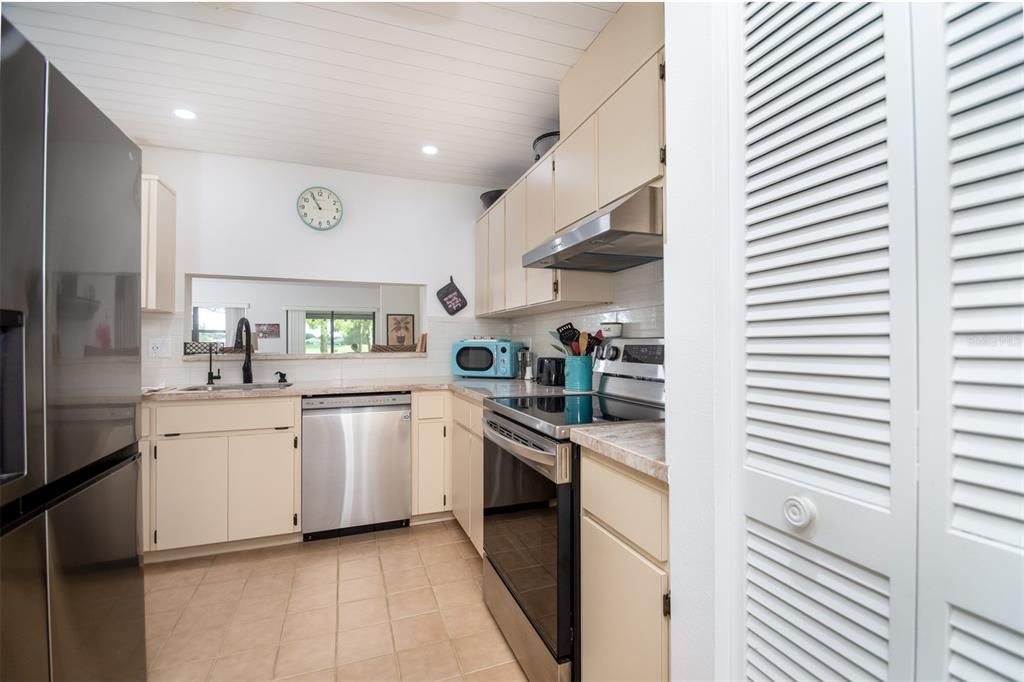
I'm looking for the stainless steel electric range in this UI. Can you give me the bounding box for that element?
[480,337,666,682]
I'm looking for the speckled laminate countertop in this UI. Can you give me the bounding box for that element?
[142,376,566,405]
[144,377,665,481]
[570,421,667,483]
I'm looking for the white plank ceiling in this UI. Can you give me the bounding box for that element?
[3,2,620,187]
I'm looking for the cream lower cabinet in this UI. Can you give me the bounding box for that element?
[451,394,484,555]
[580,448,669,681]
[148,398,300,553]
[452,424,472,532]
[412,392,452,515]
[228,432,296,541]
[154,436,229,550]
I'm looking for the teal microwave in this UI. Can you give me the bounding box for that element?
[451,339,522,378]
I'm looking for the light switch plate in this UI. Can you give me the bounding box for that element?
[148,336,172,358]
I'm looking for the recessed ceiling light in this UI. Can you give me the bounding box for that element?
[174,108,197,120]
[421,145,439,156]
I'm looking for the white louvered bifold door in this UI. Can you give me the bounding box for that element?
[740,4,919,679]
[912,3,1024,680]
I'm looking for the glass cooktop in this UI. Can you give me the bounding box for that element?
[487,394,664,439]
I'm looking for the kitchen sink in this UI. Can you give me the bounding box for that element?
[179,382,294,392]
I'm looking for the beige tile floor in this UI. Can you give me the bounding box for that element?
[144,520,528,681]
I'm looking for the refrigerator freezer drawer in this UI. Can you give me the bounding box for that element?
[47,455,145,681]
[0,513,50,681]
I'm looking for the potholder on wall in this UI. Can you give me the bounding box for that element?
[436,276,468,316]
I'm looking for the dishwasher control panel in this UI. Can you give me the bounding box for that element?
[302,393,412,410]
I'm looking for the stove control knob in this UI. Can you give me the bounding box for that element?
[606,347,620,361]
[595,346,606,360]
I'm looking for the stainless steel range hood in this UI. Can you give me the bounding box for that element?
[522,187,663,272]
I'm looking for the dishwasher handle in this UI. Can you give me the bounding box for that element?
[302,393,412,410]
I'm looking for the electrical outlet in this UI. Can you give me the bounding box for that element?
[148,336,171,358]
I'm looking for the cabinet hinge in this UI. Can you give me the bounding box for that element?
[153,530,157,545]
[274,426,289,430]
[551,158,555,172]
[552,278,560,296]
[663,592,671,617]
[659,62,665,80]
[294,435,298,449]
[660,146,666,164]
[153,445,157,460]
[164,433,180,437]
[443,426,447,438]
[443,494,447,506]
[293,513,298,527]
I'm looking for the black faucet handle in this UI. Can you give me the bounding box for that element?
[275,371,287,383]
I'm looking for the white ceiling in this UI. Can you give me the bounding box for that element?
[4,2,620,187]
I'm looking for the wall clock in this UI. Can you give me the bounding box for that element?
[296,186,343,231]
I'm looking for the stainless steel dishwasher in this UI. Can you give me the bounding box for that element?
[301,393,412,539]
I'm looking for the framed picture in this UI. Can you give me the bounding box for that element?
[386,314,415,345]
[255,323,280,339]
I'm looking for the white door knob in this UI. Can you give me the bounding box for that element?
[783,496,817,530]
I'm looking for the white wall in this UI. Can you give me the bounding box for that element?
[142,146,488,317]
[140,147,507,386]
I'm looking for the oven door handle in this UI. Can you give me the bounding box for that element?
[482,421,557,473]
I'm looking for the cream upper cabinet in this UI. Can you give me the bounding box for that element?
[553,116,598,231]
[503,183,527,311]
[227,432,296,541]
[474,216,489,316]
[525,155,556,250]
[597,53,664,208]
[140,174,176,313]
[153,436,228,550]
[487,200,506,313]
[523,160,559,307]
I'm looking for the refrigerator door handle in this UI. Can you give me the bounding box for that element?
[0,308,28,486]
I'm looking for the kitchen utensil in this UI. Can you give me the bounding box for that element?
[570,340,580,355]
[578,332,589,356]
[537,357,565,386]
[548,330,569,354]
[556,322,580,346]
[550,344,566,354]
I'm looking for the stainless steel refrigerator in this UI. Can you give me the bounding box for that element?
[1,17,147,680]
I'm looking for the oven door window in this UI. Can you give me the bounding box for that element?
[456,346,494,373]
[483,437,571,660]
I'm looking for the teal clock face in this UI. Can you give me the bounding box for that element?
[297,186,342,231]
